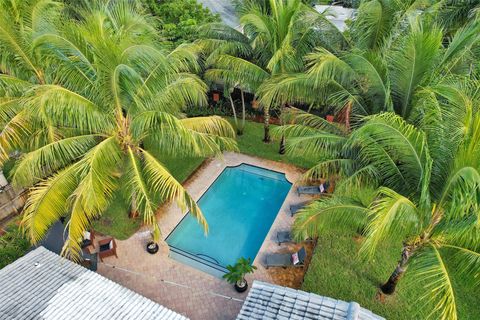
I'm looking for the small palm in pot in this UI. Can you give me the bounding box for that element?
[223,257,257,292]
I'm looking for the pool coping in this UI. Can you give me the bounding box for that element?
[164,163,293,276]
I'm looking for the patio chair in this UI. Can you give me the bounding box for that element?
[81,230,95,249]
[289,201,310,217]
[297,181,329,195]
[276,231,293,245]
[264,247,307,269]
[80,248,98,271]
[98,237,118,262]
[276,231,314,245]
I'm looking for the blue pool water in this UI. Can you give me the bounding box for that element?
[166,164,292,276]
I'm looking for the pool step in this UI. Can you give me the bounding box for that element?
[168,246,228,278]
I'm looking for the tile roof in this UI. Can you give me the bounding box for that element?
[237,281,385,320]
[0,247,188,320]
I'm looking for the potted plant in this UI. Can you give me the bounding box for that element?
[223,257,257,292]
[146,226,160,254]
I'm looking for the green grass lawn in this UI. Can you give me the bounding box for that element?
[233,119,317,169]
[302,229,480,319]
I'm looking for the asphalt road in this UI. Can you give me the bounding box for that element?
[197,0,240,28]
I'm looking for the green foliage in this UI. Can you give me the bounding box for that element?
[302,229,480,320]
[290,109,480,319]
[0,0,236,260]
[223,257,256,284]
[142,0,220,45]
[0,223,30,269]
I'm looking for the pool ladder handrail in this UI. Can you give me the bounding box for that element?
[195,253,221,266]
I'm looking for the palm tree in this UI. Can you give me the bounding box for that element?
[198,23,254,135]
[277,79,480,318]
[259,16,480,123]
[437,0,480,34]
[0,0,236,259]
[201,0,342,144]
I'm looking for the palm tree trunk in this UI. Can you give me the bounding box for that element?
[278,104,286,154]
[279,135,286,154]
[130,193,139,218]
[229,94,238,131]
[380,244,413,294]
[263,107,271,143]
[238,89,246,135]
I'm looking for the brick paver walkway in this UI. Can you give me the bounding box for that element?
[97,153,317,320]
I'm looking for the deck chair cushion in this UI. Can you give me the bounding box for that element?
[291,252,300,265]
[319,184,325,193]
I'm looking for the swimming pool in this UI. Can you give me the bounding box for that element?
[166,163,292,277]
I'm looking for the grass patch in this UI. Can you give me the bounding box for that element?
[0,219,30,269]
[302,229,480,319]
[232,119,317,169]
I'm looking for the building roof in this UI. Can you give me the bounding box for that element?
[236,281,385,320]
[314,5,356,32]
[0,247,188,320]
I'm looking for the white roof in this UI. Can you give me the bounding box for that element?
[315,5,356,32]
[237,281,385,320]
[0,247,188,320]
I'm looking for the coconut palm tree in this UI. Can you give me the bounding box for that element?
[437,0,480,34]
[277,78,480,319]
[201,0,343,143]
[197,23,254,135]
[0,0,236,259]
[258,16,480,122]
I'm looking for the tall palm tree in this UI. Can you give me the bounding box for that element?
[198,23,254,135]
[259,17,480,122]
[277,79,480,319]
[0,0,236,259]
[201,0,343,143]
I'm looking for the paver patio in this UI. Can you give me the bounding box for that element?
[97,153,317,320]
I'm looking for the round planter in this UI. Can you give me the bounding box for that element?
[234,280,248,293]
[146,242,159,254]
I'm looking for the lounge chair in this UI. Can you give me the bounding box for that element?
[297,182,329,195]
[289,201,309,216]
[265,247,307,269]
[276,231,293,245]
[276,231,314,245]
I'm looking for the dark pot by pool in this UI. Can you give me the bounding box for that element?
[146,242,159,254]
[234,280,248,293]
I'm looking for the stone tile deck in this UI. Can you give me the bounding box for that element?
[97,153,318,320]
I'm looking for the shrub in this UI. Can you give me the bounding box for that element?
[142,0,220,44]
[0,223,30,269]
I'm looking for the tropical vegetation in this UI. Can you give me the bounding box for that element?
[0,0,235,259]
[199,0,344,143]
[142,0,220,45]
[0,0,479,318]
[252,1,480,319]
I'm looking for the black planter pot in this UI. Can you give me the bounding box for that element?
[234,280,248,293]
[146,242,159,254]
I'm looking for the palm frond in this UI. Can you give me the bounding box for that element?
[361,187,420,258]
[408,245,458,320]
[293,194,371,241]
[142,149,207,233]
